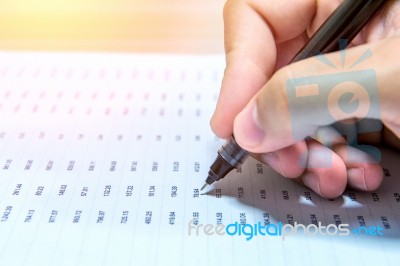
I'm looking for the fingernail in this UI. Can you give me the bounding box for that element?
[303,173,321,195]
[347,168,367,190]
[262,153,287,177]
[234,103,265,148]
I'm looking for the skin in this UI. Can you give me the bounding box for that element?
[210,0,400,198]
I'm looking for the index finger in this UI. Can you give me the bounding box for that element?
[210,0,316,139]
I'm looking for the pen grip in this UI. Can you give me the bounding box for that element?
[218,138,249,168]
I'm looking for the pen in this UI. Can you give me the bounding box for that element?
[201,0,387,191]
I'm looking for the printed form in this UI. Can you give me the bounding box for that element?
[0,52,399,266]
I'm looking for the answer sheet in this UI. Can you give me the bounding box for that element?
[0,52,399,266]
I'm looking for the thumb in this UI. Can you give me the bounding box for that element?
[232,37,399,153]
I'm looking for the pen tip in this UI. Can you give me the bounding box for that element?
[200,183,208,191]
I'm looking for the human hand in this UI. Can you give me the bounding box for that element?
[211,0,400,198]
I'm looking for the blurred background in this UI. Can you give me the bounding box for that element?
[0,0,225,53]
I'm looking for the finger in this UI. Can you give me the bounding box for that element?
[309,0,341,37]
[211,0,316,139]
[332,144,383,191]
[305,122,383,192]
[318,120,384,191]
[233,36,400,153]
[254,141,307,179]
[301,140,347,199]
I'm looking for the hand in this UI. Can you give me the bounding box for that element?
[211,0,400,198]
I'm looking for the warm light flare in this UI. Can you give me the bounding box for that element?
[0,0,224,53]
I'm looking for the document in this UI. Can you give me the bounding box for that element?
[0,52,399,266]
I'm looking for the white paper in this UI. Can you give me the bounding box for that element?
[0,52,399,266]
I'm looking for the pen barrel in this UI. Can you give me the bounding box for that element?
[291,0,387,62]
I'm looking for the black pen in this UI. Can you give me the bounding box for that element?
[201,0,387,191]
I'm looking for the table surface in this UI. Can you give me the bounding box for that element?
[0,0,225,54]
